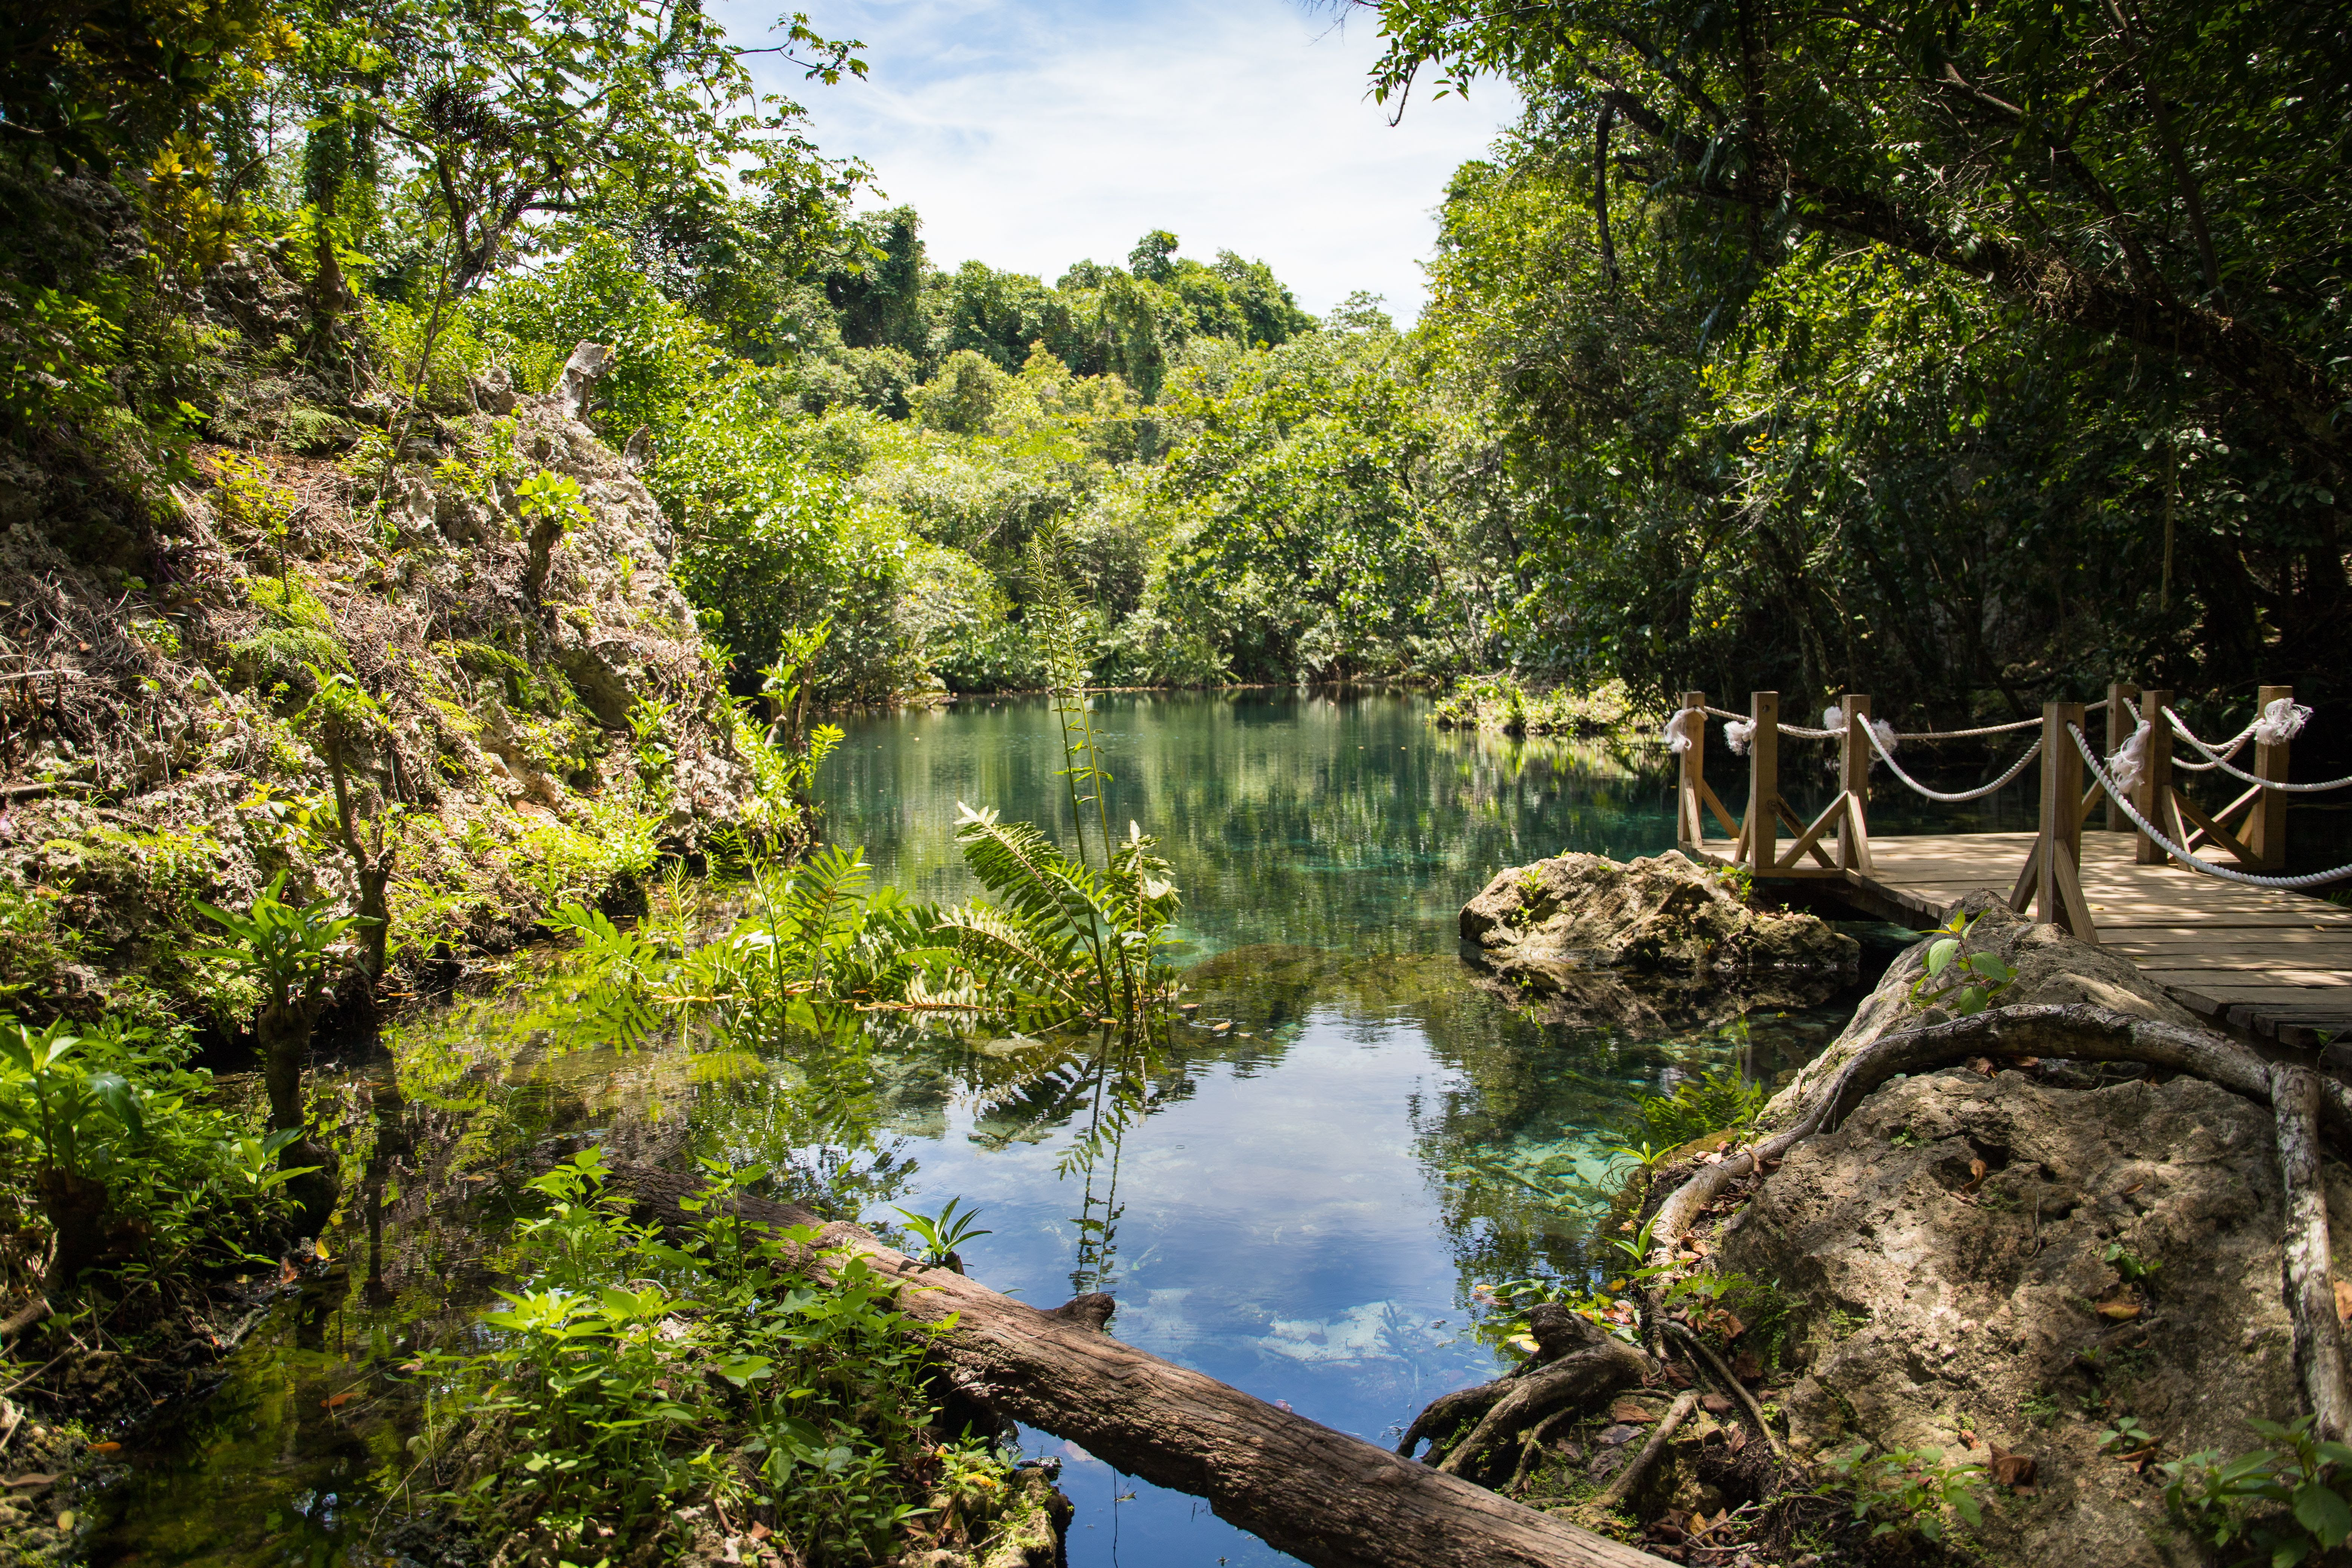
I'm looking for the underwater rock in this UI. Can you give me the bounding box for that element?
[1717,1063,2351,1568]
[1458,851,1856,1025]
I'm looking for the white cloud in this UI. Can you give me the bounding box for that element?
[720,0,1519,319]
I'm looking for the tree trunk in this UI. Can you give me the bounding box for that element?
[38,1168,108,1289]
[611,1165,1665,1568]
[356,851,393,985]
[2272,1063,2352,1440]
[257,995,338,1234]
[257,999,310,1133]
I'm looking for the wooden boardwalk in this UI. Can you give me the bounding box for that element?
[1697,829,2352,1048]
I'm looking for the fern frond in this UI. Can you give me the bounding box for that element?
[953,803,1111,939]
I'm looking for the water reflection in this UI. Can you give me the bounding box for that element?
[92,692,1875,1568]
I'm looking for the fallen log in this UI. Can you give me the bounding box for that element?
[610,1165,1665,1568]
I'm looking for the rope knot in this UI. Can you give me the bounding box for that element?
[1662,709,1704,753]
[2107,718,2151,796]
[1725,718,1756,756]
[2256,697,2312,747]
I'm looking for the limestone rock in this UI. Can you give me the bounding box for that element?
[1460,850,1858,978]
[1718,1065,2346,1568]
[1763,888,2196,1129]
[555,340,613,419]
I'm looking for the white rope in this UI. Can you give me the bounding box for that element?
[2068,724,2352,888]
[1861,719,2043,803]
[2163,716,2252,772]
[1662,709,1704,753]
[1724,717,1755,755]
[1702,702,2099,743]
[1899,716,2045,741]
[2164,707,2352,795]
[1702,705,1835,740]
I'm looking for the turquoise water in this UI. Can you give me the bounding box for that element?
[810,691,1863,1563]
[85,690,1877,1567]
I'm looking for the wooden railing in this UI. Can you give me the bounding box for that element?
[1674,684,2303,941]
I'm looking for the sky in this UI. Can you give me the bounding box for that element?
[718,0,1522,320]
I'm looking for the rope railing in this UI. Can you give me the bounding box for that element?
[1895,717,2046,741]
[2069,724,2352,889]
[1701,704,1840,740]
[1861,720,2044,803]
[2163,706,2352,794]
[1695,701,2102,746]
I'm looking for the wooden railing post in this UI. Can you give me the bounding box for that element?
[1677,690,1706,853]
[1743,691,1779,874]
[2135,688,2179,865]
[2251,683,2291,870]
[2104,681,2141,832]
[2037,701,2098,940]
[1839,692,1873,872]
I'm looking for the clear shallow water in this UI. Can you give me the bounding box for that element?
[89,691,1878,1567]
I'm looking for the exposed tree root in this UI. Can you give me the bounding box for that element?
[2272,1061,2352,1440]
[1397,1000,2352,1540]
[1663,1321,1783,1463]
[1592,1390,1699,1512]
[1431,1339,1652,1478]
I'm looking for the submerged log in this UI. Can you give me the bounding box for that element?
[611,1165,1664,1568]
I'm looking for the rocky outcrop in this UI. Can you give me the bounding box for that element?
[1762,889,2198,1130]
[1457,851,1857,1026]
[1715,1063,2344,1568]
[0,324,774,1023]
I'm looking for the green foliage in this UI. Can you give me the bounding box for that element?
[1817,1442,1988,1545]
[1432,675,1654,736]
[1620,1069,1767,1152]
[942,805,1180,1035]
[2163,1417,2352,1567]
[192,871,360,1015]
[1126,316,1455,683]
[435,1150,1015,1565]
[892,1196,991,1268]
[0,1017,143,1183]
[0,1013,305,1283]
[1910,911,2018,1018]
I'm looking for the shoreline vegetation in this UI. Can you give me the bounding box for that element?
[0,0,2341,1561]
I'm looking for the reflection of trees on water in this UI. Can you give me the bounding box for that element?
[819,691,1683,957]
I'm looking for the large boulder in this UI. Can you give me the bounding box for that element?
[1715,1063,2347,1568]
[1460,850,1859,978]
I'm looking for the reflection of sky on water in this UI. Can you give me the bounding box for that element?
[92,692,1870,1568]
[811,691,1865,1566]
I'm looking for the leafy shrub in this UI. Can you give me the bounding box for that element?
[434,1151,1021,1565]
[1818,1442,1987,1544]
[1909,908,2017,1017]
[0,1013,302,1288]
[2163,1416,2352,1566]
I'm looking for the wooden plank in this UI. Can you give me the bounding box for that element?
[2173,790,2258,868]
[1777,792,1850,871]
[2137,967,2352,987]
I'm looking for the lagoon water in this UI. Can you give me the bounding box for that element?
[89,691,1931,1566]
